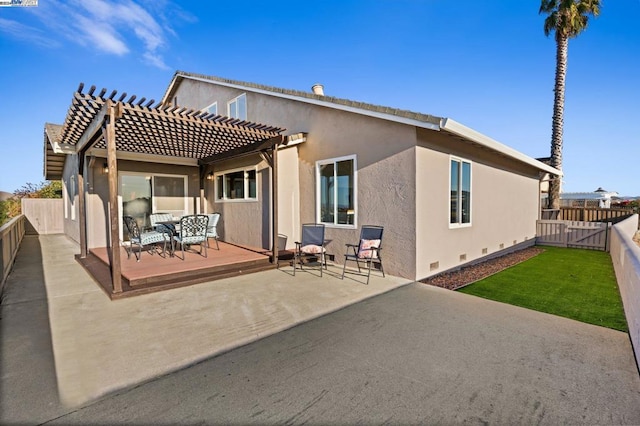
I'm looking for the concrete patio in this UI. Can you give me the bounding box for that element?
[2,234,411,409]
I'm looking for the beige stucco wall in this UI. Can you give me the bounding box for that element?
[173,78,418,278]
[171,78,545,281]
[62,153,80,244]
[415,130,540,280]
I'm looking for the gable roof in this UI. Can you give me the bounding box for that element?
[162,71,561,177]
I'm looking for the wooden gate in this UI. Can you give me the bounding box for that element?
[536,220,610,251]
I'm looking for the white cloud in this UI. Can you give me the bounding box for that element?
[0,17,60,48]
[9,0,178,69]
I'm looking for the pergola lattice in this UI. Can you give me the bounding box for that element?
[55,83,287,294]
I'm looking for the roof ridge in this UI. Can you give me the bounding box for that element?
[171,70,441,126]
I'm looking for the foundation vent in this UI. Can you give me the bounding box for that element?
[430,261,439,271]
[513,240,517,245]
[459,254,467,262]
[499,243,505,249]
[482,248,488,255]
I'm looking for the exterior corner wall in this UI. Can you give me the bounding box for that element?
[609,214,640,372]
[62,154,80,244]
[276,146,300,249]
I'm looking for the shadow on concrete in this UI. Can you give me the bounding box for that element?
[0,235,66,424]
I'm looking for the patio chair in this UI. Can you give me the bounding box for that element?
[172,214,209,260]
[206,213,221,250]
[294,223,327,277]
[341,225,385,284]
[122,215,170,262]
[150,212,177,236]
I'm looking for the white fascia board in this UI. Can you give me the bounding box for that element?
[180,75,441,131]
[87,148,199,166]
[440,118,562,176]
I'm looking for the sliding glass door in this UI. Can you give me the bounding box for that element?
[119,172,187,237]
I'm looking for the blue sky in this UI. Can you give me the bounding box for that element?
[0,0,638,196]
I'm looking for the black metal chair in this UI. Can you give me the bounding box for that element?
[294,223,327,276]
[172,214,209,260]
[341,225,385,284]
[122,215,170,262]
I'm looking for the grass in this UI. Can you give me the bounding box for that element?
[458,246,628,332]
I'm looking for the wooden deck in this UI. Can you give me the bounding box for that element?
[76,241,294,300]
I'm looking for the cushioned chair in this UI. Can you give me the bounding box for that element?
[172,214,209,260]
[341,225,385,284]
[122,215,170,262]
[206,213,221,250]
[294,223,327,277]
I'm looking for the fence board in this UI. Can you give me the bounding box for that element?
[536,219,610,251]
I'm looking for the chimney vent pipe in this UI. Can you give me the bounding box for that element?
[312,84,324,96]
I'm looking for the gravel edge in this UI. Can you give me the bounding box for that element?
[420,247,545,291]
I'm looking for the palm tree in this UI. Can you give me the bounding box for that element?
[540,0,600,210]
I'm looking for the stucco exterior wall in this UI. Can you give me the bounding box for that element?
[62,154,80,244]
[415,130,540,280]
[173,78,418,278]
[204,154,270,249]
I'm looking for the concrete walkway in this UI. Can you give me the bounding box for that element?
[2,234,640,424]
[1,235,411,418]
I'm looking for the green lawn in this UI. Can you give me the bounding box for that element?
[458,246,628,332]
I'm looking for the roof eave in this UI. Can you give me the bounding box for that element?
[440,118,562,176]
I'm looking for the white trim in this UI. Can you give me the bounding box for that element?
[227,93,247,120]
[449,156,472,228]
[204,101,218,115]
[213,166,259,202]
[441,118,562,176]
[315,154,357,229]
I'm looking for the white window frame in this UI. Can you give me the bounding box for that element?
[204,101,217,115]
[449,156,472,228]
[214,166,258,202]
[315,154,357,229]
[227,93,247,120]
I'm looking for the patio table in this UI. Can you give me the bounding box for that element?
[156,219,180,256]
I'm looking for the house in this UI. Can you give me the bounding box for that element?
[560,187,619,209]
[44,72,560,288]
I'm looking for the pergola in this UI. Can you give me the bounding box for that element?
[54,83,287,293]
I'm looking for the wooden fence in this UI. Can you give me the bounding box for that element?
[1,215,25,295]
[536,220,611,251]
[559,207,635,223]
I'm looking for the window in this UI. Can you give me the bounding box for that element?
[317,155,356,226]
[215,168,257,201]
[228,93,247,120]
[204,102,217,115]
[450,157,471,226]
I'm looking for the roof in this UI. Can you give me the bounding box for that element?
[49,83,286,168]
[162,71,561,177]
[44,123,66,180]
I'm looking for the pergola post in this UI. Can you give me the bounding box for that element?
[104,100,122,294]
[77,165,87,258]
[271,141,279,265]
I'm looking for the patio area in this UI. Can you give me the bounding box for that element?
[34,234,411,408]
[78,240,290,299]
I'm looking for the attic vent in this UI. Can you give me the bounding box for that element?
[312,84,324,96]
